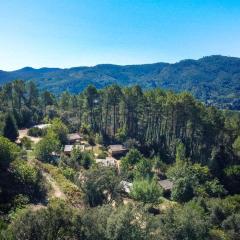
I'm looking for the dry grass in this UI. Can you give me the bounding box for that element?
[18,128,42,144]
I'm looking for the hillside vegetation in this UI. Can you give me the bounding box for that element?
[0,81,240,239]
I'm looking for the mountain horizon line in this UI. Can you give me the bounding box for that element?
[0,54,239,110]
[1,54,238,72]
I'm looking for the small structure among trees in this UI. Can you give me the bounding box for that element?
[67,133,83,144]
[157,179,173,198]
[108,144,128,157]
[158,179,173,191]
[96,157,117,167]
[33,123,51,129]
[64,144,85,155]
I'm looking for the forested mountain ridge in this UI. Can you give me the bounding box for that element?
[1,55,240,109]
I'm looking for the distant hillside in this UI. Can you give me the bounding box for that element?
[0,55,240,109]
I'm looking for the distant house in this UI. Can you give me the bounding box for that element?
[120,180,133,194]
[64,144,85,155]
[158,179,173,191]
[67,133,83,144]
[34,123,51,129]
[108,145,128,157]
[96,157,117,167]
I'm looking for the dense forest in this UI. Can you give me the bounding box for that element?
[0,55,240,110]
[0,80,240,239]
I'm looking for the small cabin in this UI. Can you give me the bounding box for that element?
[64,144,85,155]
[158,179,173,197]
[108,145,128,157]
[158,179,173,191]
[34,123,51,129]
[96,157,117,167]
[67,133,83,144]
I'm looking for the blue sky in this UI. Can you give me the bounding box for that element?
[1,0,240,70]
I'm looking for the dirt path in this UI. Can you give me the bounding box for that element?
[28,171,66,211]
[41,171,66,200]
[18,129,42,144]
[28,155,66,201]
[29,204,46,211]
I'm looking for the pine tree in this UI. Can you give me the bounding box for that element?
[176,141,186,163]
[3,113,19,142]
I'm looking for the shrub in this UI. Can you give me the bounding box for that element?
[48,118,68,145]
[12,194,30,210]
[60,167,76,182]
[21,136,32,150]
[27,127,45,137]
[0,136,20,170]
[158,201,210,240]
[35,132,60,163]
[3,113,19,141]
[130,178,163,204]
[224,165,240,194]
[97,151,108,159]
[88,135,96,146]
[95,133,103,145]
[78,166,120,207]
[63,149,94,170]
[10,159,46,199]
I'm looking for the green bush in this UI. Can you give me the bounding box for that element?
[60,167,76,182]
[10,159,45,199]
[97,151,108,159]
[3,113,19,142]
[27,127,45,137]
[12,194,30,210]
[168,162,226,202]
[35,132,60,163]
[48,118,68,145]
[0,136,20,170]
[78,166,120,207]
[21,136,32,150]
[130,178,163,204]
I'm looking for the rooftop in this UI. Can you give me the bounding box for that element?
[96,157,117,167]
[67,133,82,141]
[158,179,173,191]
[108,144,127,151]
[64,144,85,152]
[34,123,51,129]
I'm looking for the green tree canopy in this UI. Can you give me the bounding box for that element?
[120,148,143,179]
[10,159,45,198]
[48,118,68,145]
[106,204,147,240]
[130,178,163,204]
[6,200,84,240]
[59,148,94,170]
[35,132,60,163]
[3,113,19,142]
[157,201,210,240]
[168,162,225,202]
[78,167,120,207]
[0,136,20,170]
[133,158,153,179]
[233,136,240,157]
